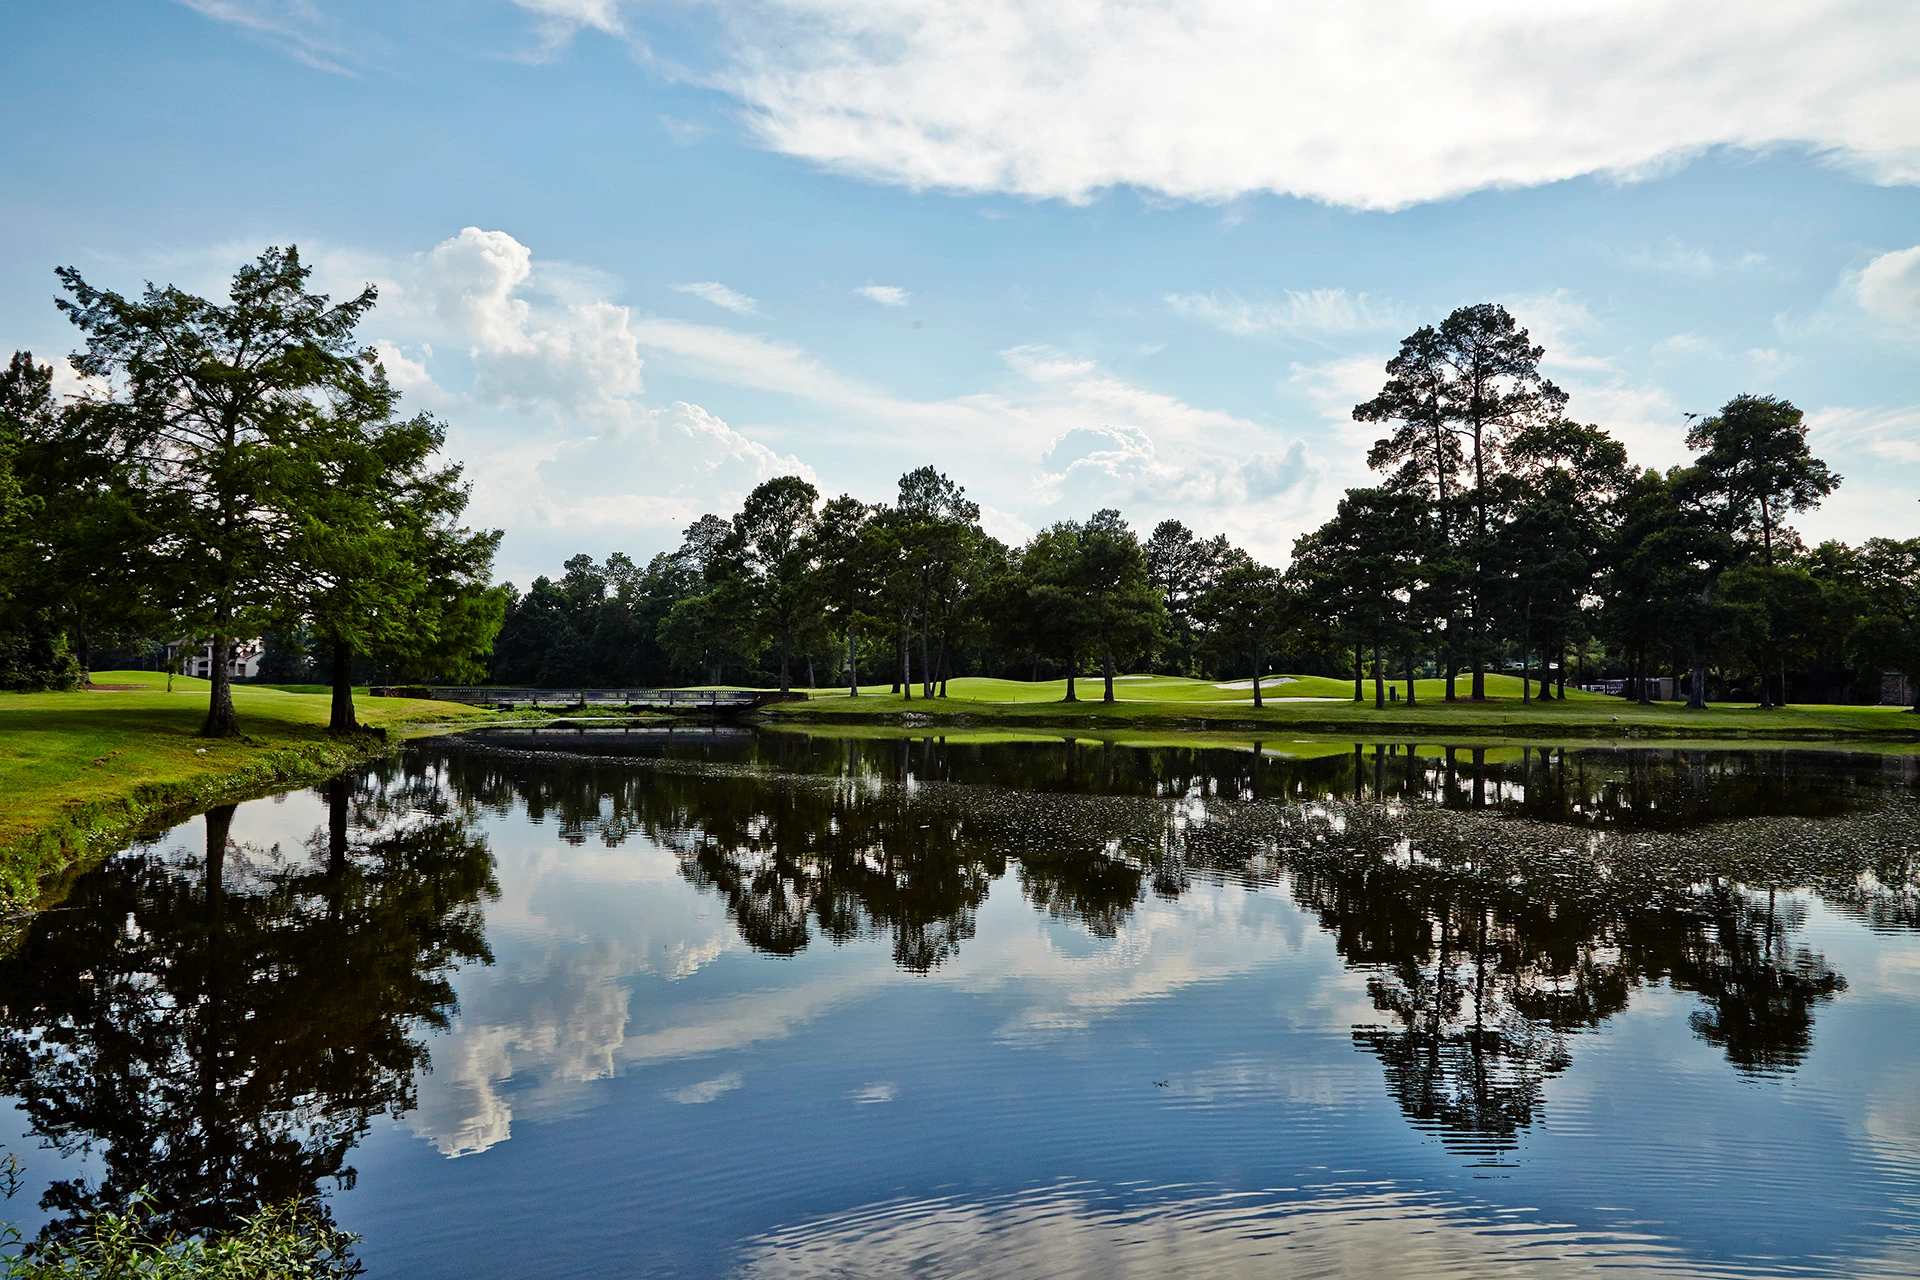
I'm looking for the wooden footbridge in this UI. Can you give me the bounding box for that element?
[373,686,806,712]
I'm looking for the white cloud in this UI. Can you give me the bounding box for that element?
[309,228,1338,568]
[657,0,1920,211]
[331,228,813,563]
[674,280,760,315]
[1857,246,1920,333]
[1609,237,1720,278]
[510,0,625,54]
[174,0,357,74]
[856,285,909,307]
[1808,405,1920,466]
[1165,289,1406,340]
[667,1071,743,1104]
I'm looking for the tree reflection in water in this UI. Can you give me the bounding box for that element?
[0,762,496,1243]
[444,730,1915,1160]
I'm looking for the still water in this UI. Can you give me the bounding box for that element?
[4,728,1919,1277]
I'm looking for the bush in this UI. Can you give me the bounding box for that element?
[3,1198,360,1279]
[0,629,81,693]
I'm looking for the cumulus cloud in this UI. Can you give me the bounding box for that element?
[674,281,759,314]
[654,0,1920,210]
[1857,246,1920,333]
[1165,289,1406,340]
[339,228,811,564]
[856,285,909,307]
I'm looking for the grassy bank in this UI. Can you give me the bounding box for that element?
[0,671,506,907]
[762,673,1920,742]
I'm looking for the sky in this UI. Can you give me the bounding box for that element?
[5,0,1919,585]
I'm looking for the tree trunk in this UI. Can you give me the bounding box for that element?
[202,635,240,738]
[1445,647,1457,702]
[328,639,358,733]
[1373,641,1385,710]
[848,619,860,697]
[1520,600,1532,705]
[205,803,233,912]
[1353,644,1364,702]
[327,776,349,877]
[1064,659,1078,702]
[807,654,816,691]
[921,614,934,699]
[901,630,912,700]
[1102,637,1115,703]
[1688,649,1708,710]
[1251,647,1263,709]
[1405,652,1417,706]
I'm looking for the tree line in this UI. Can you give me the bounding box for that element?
[6,253,1918,720]
[0,248,504,734]
[491,303,1919,710]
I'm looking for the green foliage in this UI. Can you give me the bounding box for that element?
[2,1196,359,1279]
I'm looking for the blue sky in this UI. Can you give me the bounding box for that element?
[6,0,1919,582]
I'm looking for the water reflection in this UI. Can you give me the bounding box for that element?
[0,764,495,1241]
[1,730,1917,1277]
[441,731,1915,1157]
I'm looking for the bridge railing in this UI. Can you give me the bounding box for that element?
[371,686,800,709]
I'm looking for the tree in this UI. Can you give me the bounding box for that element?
[1685,395,1838,568]
[1500,419,1629,702]
[56,248,386,736]
[1198,560,1287,707]
[1019,521,1095,701]
[1077,510,1164,703]
[894,467,982,698]
[0,351,148,688]
[808,495,875,695]
[1354,324,1468,697]
[292,410,503,731]
[1681,394,1839,708]
[715,475,820,694]
[1294,489,1422,709]
[1369,304,1568,699]
[654,516,744,685]
[1850,538,1920,710]
[1145,519,1237,675]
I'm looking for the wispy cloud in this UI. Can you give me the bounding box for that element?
[673,281,759,315]
[173,0,358,74]
[856,284,909,307]
[1165,289,1405,340]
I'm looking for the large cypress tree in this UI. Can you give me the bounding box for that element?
[57,248,382,736]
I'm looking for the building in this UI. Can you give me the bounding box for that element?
[166,638,265,681]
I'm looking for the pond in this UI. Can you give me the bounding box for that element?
[3,728,1919,1278]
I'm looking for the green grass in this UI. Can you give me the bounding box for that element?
[766,672,1919,742]
[794,672,1609,704]
[0,671,508,894]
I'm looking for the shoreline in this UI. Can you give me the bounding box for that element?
[758,696,1920,743]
